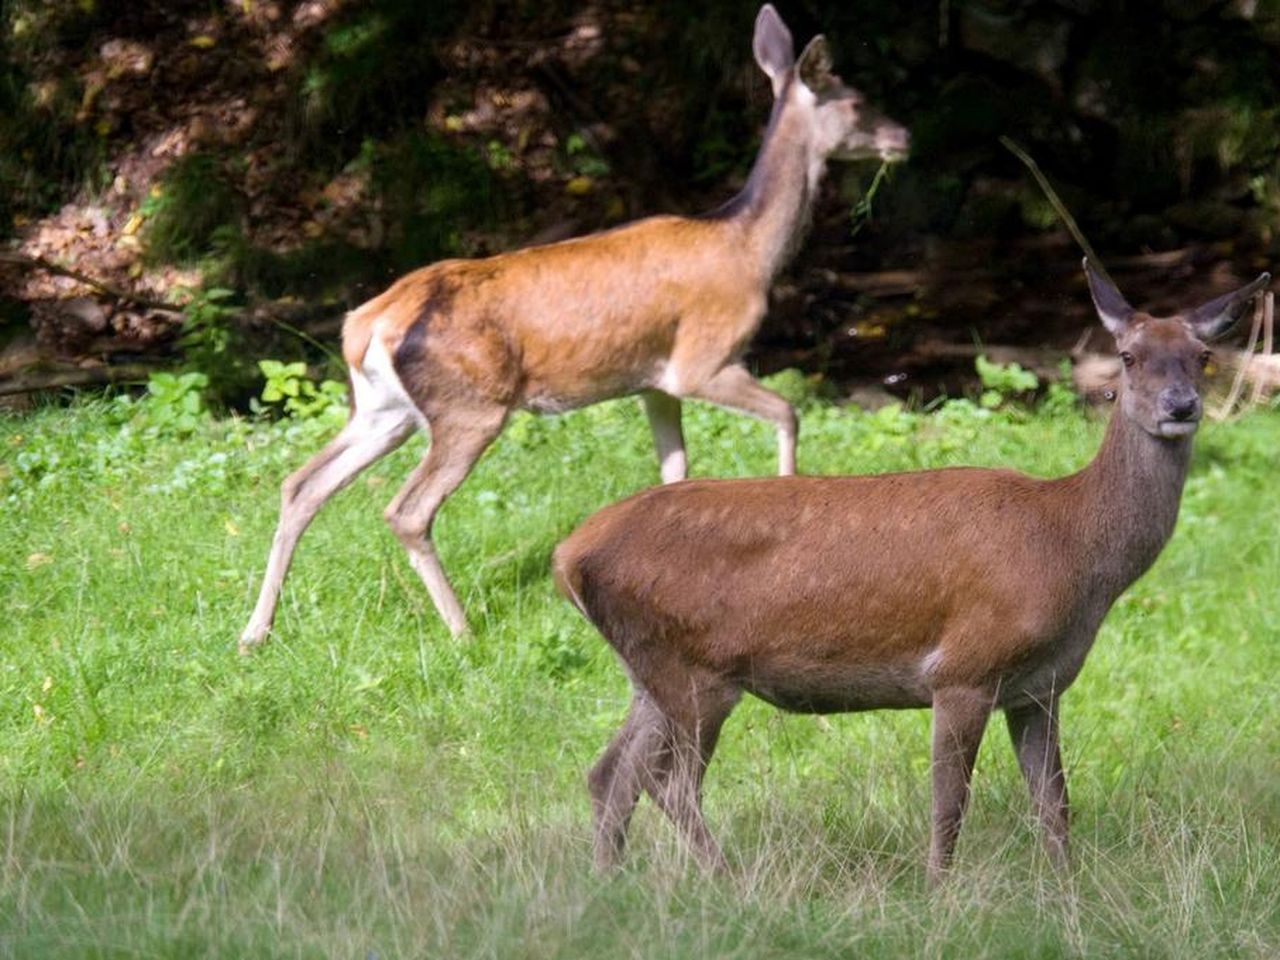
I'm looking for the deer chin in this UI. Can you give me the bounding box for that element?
[1156,420,1199,438]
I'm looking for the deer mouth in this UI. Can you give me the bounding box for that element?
[875,126,911,162]
[1157,420,1199,438]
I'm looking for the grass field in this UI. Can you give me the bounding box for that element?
[2,381,1278,958]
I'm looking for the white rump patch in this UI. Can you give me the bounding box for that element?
[356,332,426,427]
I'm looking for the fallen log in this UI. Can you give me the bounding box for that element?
[0,363,158,397]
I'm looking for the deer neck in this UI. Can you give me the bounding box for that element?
[721,84,826,280]
[1077,403,1193,596]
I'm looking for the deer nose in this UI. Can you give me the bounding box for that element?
[875,125,910,160]
[1162,389,1200,422]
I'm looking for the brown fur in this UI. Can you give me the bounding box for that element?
[559,468,1084,702]
[344,217,760,413]
[554,262,1269,880]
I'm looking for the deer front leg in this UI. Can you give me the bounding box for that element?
[642,391,687,483]
[928,686,993,885]
[689,364,797,475]
[1005,696,1070,869]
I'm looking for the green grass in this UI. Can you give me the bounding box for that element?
[2,386,1279,958]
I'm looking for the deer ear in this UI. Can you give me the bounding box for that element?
[1186,272,1270,342]
[753,4,794,97]
[796,34,834,91]
[1083,257,1134,338]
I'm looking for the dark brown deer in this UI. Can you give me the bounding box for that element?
[239,4,909,650]
[553,260,1268,881]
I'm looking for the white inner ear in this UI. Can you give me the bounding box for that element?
[753,7,794,99]
[1190,311,1228,342]
[1097,309,1129,338]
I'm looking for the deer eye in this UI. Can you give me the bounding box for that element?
[1120,351,1135,368]
[1199,350,1213,369]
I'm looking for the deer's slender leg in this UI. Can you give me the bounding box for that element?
[635,680,740,872]
[383,406,507,636]
[928,686,993,885]
[240,408,416,653]
[588,695,654,870]
[642,390,687,484]
[1005,695,1069,868]
[688,363,797,475]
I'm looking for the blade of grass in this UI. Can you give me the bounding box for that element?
[1000,136,1112,286]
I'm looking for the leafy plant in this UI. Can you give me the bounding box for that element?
[1041,359,1080,416]
[565,132,610,178]
[975,353,1039,409]
[142,370,209,435]
[485,139,516,172]
[178,287,236,359]
[174,286,253,402]
[256,359,348,421]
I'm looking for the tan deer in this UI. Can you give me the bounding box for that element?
[239,4,909,651]
[553,260,1268,881]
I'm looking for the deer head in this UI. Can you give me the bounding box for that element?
[1084,258,1270,438]
[752,4,909,163]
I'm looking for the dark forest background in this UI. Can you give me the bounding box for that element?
[3,0,1279,405]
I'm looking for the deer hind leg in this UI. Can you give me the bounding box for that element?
[588,695,652,871]
[240,406,415,654]
[632,677,740,872]
[928,686,994,885]
[688,364,797,475]
[383,405,507,637]
[1005,695,1069,869]
[641,391,686,483]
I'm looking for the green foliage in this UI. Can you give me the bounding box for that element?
[293,0,468,159]
[0,2,109,228]
[976,353,1040,409]
[255,359,348,423]
[564,132,610,178]
[761,368,837,408]
[142,155,242,264]
[177,286,235,359]
[372,131,497,269]
[848,161,893,238]
[485,138,516,172]
[211,228,381,302]
[175,286,254,403]
[141,370,208,435]
[530,626,591,680]
[1040,359,1080,417]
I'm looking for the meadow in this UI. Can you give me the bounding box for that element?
[2,375,1278,959]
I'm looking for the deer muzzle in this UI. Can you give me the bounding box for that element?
[875,123,911,162]
[1157,387,1201,436]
